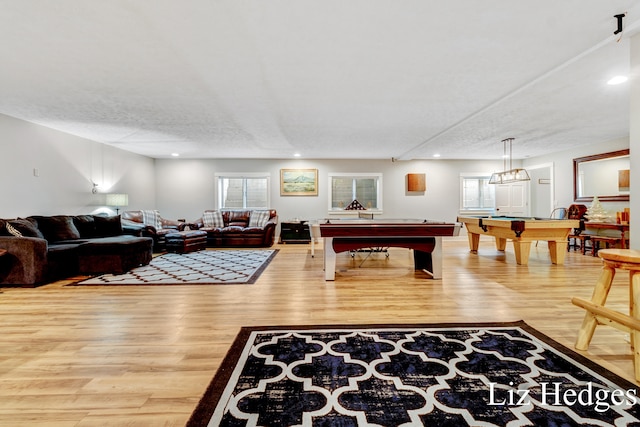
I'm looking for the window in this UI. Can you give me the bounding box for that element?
[216,173,270,209]
[460,174,495,212]
[328,173,382,211]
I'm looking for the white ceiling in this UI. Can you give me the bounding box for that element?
[1,1,639,160]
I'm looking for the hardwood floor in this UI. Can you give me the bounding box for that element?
[0,236,636,426]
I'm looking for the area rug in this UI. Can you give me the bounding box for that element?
[187,321,640,426]
[73,249,277,285]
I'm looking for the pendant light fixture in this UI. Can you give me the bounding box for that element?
[489,138,530,184]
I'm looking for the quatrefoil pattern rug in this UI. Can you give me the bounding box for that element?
[187,321,640,426]
[75,249,277,285]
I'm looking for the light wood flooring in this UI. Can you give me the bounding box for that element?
[0,236,636,426]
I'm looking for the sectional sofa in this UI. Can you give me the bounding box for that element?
[0,215,153,287]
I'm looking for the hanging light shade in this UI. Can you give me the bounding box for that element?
[488,138,530,184]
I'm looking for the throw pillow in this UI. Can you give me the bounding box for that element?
[32,215,81,242]
[94,215,123,237]
[203,210,224,228]
[6,222,23,237]
[249,210,270,228]
[7,218,45,239]
[73,215,97,238]
[141,210,162,230]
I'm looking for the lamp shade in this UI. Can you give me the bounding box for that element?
[106,193,129,207]
[489,169,530,184]
[488,138,530,184]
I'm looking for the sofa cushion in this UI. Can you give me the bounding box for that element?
[221,226,245,234]
[48,242,86,253]
[203,210,224,228]
[200,226,223,235]
[7,218,45,239]
[249,210,271,228]
[94,215,123,237]
[73,215,97,238]
[227,211,250,227]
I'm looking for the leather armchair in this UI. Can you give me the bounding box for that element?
[121,210,186,252]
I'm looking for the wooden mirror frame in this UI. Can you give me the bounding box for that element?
[573,148,630,202]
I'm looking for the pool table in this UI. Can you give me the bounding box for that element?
[319,218,461,280]
[457,215,581,265]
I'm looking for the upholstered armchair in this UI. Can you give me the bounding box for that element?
[121,210,186,251]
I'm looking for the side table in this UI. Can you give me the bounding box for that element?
[280,221,311,244]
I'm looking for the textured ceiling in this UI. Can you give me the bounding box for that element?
[0,1,639,160]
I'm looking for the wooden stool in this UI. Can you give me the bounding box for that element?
[572,249,640,381]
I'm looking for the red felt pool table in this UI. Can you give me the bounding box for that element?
[319,218,461,280]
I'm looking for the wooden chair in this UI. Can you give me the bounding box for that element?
[565,204,588,252]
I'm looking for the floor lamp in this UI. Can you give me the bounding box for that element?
[106,193,129,214]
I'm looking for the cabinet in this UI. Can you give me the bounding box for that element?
[280,221,311,243]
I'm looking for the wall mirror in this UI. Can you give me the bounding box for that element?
[573,149,629,202]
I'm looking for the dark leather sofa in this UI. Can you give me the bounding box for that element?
[191,209,277,247]
[0,215,153,287]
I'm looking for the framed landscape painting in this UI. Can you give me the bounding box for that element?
[280,169,318,196]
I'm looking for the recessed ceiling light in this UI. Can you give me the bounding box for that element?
[607,75,628,85]
[293,153,301,157]
[432,154,441,158]
[171,153,180,157]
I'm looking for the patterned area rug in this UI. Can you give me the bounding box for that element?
[74,249,277,285]
[187,321,640,426]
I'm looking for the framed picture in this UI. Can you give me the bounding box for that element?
[280,169,318,196]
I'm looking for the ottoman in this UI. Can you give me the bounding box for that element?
[165,230,207,253]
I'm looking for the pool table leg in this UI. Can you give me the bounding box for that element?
[495,237,507,251]
[548,240,568,264]
[324,237,336,281]
[414,236,442,279]
[467,232,480,253]
[512,241,531,265]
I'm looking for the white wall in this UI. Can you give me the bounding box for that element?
[0,113,156,218]
[154,158,506,224]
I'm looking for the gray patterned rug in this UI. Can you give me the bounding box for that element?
[187,321,640,426]
[73,249,278,285]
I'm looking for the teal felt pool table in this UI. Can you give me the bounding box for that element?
[457,215,581,265]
